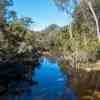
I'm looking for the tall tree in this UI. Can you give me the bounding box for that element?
[0,0,13,23]
[53,0,100,41]
[80,0,100,41]
[53,0,78,17]
[0,0,13,34]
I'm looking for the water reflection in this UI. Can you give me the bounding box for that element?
[0,57,78,100]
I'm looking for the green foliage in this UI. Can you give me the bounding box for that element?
[0,0,100,62]
[0,0,13,22]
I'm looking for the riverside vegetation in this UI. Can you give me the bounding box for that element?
[0,0,100,99]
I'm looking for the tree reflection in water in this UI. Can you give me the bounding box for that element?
[0,58,78,100]
[0,61,39,97]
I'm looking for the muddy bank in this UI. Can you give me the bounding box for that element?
[58,53,100,100]
[66,65,100,100]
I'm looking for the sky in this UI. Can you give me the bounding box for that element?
[13,0,72,31]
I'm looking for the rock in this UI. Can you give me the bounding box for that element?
[76,52,96,63]
[96,60,100,64]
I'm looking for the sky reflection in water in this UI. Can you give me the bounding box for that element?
[1,57,78,100]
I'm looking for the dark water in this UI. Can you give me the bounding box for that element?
[0,57,78,100]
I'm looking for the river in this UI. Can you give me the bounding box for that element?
[0,57,78,100]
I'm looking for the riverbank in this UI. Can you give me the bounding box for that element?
[68,68,100,100]
[0,48,42,95]
[47,52,100,100]
[59,60,100,100]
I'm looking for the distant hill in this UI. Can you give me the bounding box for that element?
[42,24,61,33]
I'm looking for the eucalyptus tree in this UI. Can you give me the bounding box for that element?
[79,0,100,42]
[53,0,80,63]
[52,0,100,69]
[53,0,100,41]
[0,0,13,22]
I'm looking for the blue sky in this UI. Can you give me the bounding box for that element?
[13,0,72,31]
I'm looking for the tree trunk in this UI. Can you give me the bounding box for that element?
[87,1,100,42]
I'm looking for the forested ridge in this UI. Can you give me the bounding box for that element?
[0,0,100,62]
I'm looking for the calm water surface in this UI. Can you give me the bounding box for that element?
[1,57,78,100]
